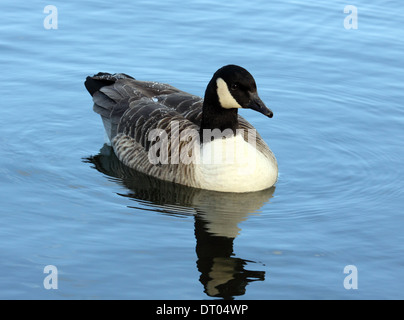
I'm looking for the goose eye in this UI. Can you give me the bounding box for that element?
[231,83,239,91]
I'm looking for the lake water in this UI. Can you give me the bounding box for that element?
[1,0,403,299]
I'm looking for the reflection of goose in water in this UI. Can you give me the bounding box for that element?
[85,145,276,299]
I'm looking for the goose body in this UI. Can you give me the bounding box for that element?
[85,65,278,192]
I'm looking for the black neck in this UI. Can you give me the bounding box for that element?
[199,83,239,138]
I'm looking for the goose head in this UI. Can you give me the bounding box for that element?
[208,65,273,118]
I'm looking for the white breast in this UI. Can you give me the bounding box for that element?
[195,134,278,192]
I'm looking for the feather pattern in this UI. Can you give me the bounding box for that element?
[85,66,278,192]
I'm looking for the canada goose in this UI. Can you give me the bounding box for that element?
[85,65,278,192]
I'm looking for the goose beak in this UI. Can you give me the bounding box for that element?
[247,93,273,118]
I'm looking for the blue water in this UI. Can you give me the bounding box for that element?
[1,0,403,299]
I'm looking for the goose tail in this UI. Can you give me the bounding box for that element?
[85,73,135,142]
[84,72,134,96]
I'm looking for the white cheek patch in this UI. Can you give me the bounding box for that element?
[216,77,243,109]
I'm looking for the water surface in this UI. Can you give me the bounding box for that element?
[1,0,403,299]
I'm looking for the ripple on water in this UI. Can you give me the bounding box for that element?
[267,86,403,222]
[323,127,402,208]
